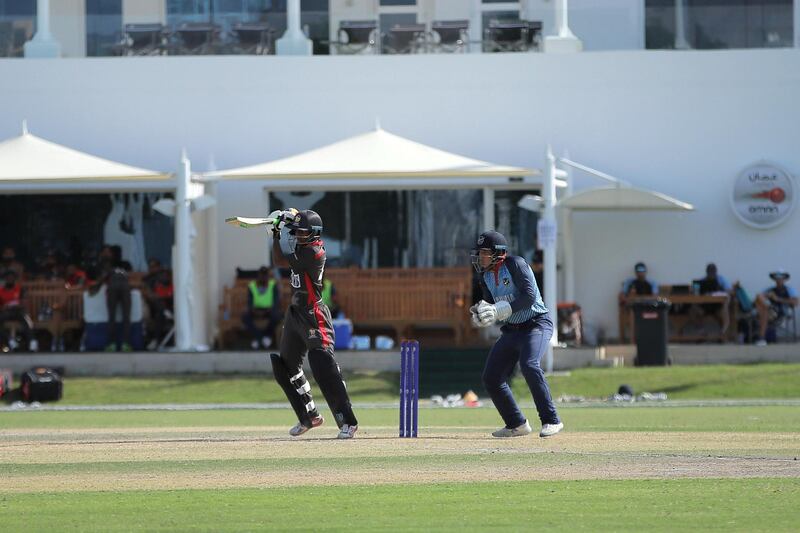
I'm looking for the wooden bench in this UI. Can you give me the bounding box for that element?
[218,267,473,348]
[19,288,84,348]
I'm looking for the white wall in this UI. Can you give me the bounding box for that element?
[1,49,798,340]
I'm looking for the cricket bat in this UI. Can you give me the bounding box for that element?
[225,216,277,229]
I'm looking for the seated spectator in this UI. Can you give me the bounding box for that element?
[37,250,63,281]
[0,270,36,351]
[242,266,281,349]
[142,258,163,290]
[689,263,734,336]
[1,246,25,279]
[619,262,658,343]
[754,270,798,346]
[322,277,343,318]
[620,262,658,301]
[143,263,174,350]
[64,263,88,289]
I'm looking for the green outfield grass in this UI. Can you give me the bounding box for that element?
[11,363,799,406]
[3,405,800,433]
[2,479,799,532]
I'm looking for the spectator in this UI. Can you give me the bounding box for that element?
[619,262,658,343]
[0,270,36,351]
[143,262,174,350]
[754,270,798,346]
[91,244,133,352]
[322,278,342,318]
[242,266,281,349]
[142,258,163,291]
[1,247,25,279]
[64,263,88,289]
[37,251,62,281]
[690,263,734,336]
[620,262,658,301]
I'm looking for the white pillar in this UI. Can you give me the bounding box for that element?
[263,189,272,268]
[794,0,799,48]
[469,0,483,53]
[205,180,220,345]
[542,146,561,373]
[674,0,691,49]
[544,0,583,53]
[173,152,193,351]
[24,0,61,58]
[276,0,313,55]
[345,191,352,259]
[561,152,575,303]
[482,187,495,230]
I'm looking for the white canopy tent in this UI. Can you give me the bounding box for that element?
[0,124,171,193]
[558,186,695,211]
[553,156,695,352]
[0,125,213,353]
[206,126,558,349]
[215,127,537,182]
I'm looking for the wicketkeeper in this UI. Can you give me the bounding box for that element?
[268,208,358,439]
[470,230,563,438]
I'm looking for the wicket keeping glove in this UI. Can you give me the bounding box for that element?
[469,303,486,328]
[476,300,513,326]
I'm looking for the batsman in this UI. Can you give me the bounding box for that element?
[267,208,358,439]
[470,230,563,438]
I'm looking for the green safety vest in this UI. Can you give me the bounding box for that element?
[322,279,333,308]
[249,280,276,309]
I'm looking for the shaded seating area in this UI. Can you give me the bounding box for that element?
[230,22,274,55]
[430,20,469,53]
[332,20,379,54]
[117,23,168,56]
[217,267,473,349]
[483,20,542,52]
[173,22,222,55]
[0,20,33,57]
[384,23,427,54]
[0,276,148,352]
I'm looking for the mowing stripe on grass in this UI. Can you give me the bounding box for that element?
[0,479,798,531]
[3,406,800,432]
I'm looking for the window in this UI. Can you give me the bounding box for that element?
[86,0,122,57]
[302,0,330,55]
[646,0,794,49]
[380,0,416,6]
[166,0,329,54]
[167,0,283,35]
[0,0,36,57]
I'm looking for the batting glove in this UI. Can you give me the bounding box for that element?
[267,210,284,235]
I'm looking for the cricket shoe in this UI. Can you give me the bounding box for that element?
[539,422,564,438]
[289,415,324,437]
[492,421,532,438]
[337,424,358,439]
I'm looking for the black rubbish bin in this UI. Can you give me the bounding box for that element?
[631,298,671,366]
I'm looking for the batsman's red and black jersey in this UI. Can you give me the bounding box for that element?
[286,240,327,308]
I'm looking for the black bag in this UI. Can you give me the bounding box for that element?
[21,367,63,402]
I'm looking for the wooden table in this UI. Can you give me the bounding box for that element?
[620,294,734,343]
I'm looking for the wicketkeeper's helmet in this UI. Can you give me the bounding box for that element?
[471,230,508,273]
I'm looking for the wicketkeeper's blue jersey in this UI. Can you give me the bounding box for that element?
[480,255,548,325]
